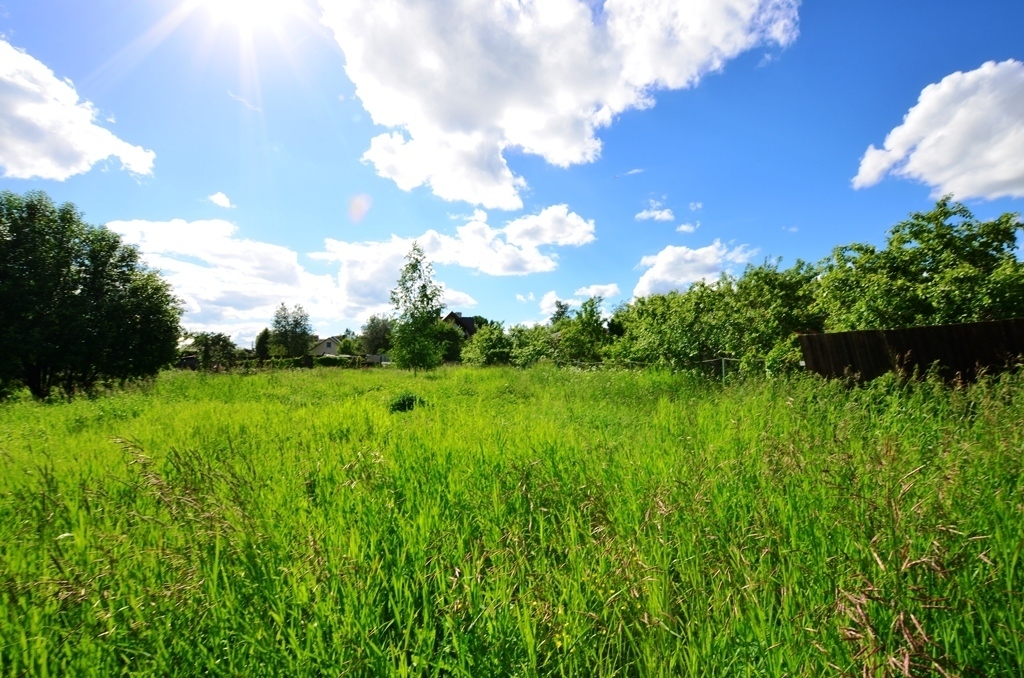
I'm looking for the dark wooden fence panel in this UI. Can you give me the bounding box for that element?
[799,318,1024,381]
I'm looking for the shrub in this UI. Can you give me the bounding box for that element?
[388,391,423,413]
[462,323,512,366]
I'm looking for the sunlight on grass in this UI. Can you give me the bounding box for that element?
[1,367,1022,675]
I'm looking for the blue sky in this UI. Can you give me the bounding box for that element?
[1,0,1022,342]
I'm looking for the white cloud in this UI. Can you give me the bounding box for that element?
[853,59,1024,200]
[624,168,644,176]
[319,0,800,208]
[677,221,700,233]
[539,290,582,317]
[574,283,621,298]
[314,205,594,277]
[440,284,476,309]
[0,39,155,180]
[207,192,235,209]
[633,240,756,297]
[107,218,477,343]
[503,204,596,247]
[636,199,674,221]
[689,201,703,211]
[228,90,261,112]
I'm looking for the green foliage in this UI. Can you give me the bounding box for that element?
[508,323,556,367]
[607,260,834,375]
[555,297,608,364]
[0,190,181,399]
[818,197,1024,330]
[187,332,238,370]
[359,314,393,355]
[271,303,313,357]
[549,299,572,326]
[254,328,271,361]
[1,368,1023,674]
[333,335,361,356]
[435,319,465,363]
[390,243,445,371]
[387,390,423,413]
[313,355,354,368]
[462,322,512,366]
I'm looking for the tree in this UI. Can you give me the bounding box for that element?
[557,297,608,364]
[189,332,238,370]
[270,303,313,357]
[508,324,557,367]
[359,314,393,355]
[817,197,1024,331]
[254,328,271,361]
[549,300,572,326]
[389,243,444,371]
[462,322,512,366]
[0,191,181,399]
[435,319,465,362]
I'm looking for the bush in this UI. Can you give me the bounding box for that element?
[388,392,423,413]
[462,323,512,366]
[313,355,353,368]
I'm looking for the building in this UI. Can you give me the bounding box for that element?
[310,336,342,356]
[443,311,477,339]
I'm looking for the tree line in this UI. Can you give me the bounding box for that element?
[457,198,1024,374]
[2,190,1021,398]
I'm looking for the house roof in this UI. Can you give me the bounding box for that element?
[312,336,342,348]
[443,312,476,336]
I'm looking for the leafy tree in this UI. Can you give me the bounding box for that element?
[508,324,557,367]
[389,243,444,371]
[817,197,1024,330]
[472,315,497,330]
[0,191,181,399]
[608,261,822,375]
[556,297,608,364]
[549,300,572,326]
[359,315,393,355]
[462,322,512,366]
[187,332,238,370]
[436,319,465,362]
[335,335,361,356]
[254,328,271,361]
[271,303,313,357]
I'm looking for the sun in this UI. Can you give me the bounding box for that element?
[204,0,303,30]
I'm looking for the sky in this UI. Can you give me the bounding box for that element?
[1,0,1023,343]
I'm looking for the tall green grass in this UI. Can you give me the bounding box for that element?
[1,367,1022,676]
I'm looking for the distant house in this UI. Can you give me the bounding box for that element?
[311,336,342,356]
[443,311,477,339]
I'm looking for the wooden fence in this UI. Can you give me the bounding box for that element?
[798,318,1024,381]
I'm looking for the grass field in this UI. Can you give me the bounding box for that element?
[1,366,1022,676]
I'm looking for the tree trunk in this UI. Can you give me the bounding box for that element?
[22,363,50,400]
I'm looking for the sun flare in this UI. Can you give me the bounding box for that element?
[204,0,302,29]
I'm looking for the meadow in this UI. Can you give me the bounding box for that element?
[0,366,1022,676]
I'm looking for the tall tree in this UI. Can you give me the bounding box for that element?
[557,297,608,364]
[254,328,271,361]
[0,191,181,399]
[389,243,444,371]
[359,314,393,355]
[549,300,572,326]
[270,303,313,357]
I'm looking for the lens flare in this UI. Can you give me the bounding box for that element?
[205,0,301,29]
[349,194,373,223]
